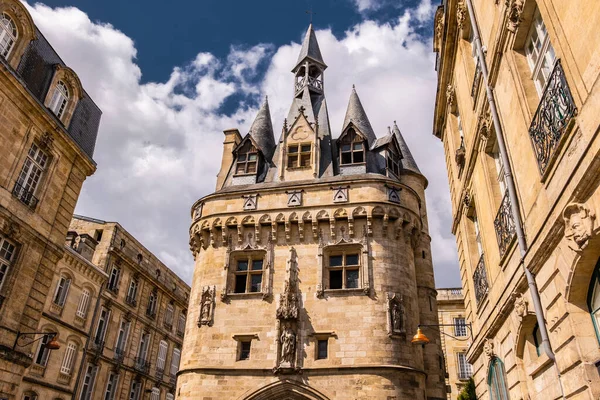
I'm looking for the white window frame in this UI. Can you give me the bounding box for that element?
[473,213,483,257]
[164,303,174,326]
[147,291,157,315]
[453,317,467,337]
[491,143,507,194]
[128,380,141,400]
[60,341,77,375]
[137,333,150,362]
[150,387,160,400]
[0,236,16,291]
[108,265,120,292]
[104,371,119,400]
[457,352,473,380]
[115,319,130,354]
[525,8,556,97]
[53,276,71,307]
[49,81,69,119]
[94,307,110,344]
[33,334,51,366]
[177,312,186,335]
[127,278,138,302]
[15,143,48,200]
[76,288,91,319]
[0,12,17,58]
[170,347,181,376]
[79,363,97,400]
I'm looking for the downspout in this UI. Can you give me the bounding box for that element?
[463,1,565,398]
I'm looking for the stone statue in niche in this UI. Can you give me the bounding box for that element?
[198,285,215,327]
[280,322,296,366]
[563,203,596,253]
[387,293,406,337]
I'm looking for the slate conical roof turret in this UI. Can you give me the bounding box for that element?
[294,24,327,71]
[342,86,377,147]
[392,121,421,175]
[249,97,276,161]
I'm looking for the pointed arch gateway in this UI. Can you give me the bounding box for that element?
[240,380,331,400]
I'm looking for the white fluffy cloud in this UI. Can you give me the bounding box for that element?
[23,1,460,287]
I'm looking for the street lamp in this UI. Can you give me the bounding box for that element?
[13,331,60,351]
[411,323,473,347]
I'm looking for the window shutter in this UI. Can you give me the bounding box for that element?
[157,340,168,370]
[59,279,71,306]
[150,387,160,400]
[77,289,90,318]
[60,342,77,375]
[170,348,181,375]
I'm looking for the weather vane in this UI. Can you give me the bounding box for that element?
[306,7,316,24]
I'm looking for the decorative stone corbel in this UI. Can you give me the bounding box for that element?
[237,224,243,245]
[285,221,291,242]
[446,84,456,112]
[298,219,304,241]
[456,1,467,32]
[512,293,528,319]
[563,203,596,253]
[312,220,318,241]
[329,218,336,241]
[271,221,278,243]
[382,214,389,237]
[483,338,495,360]
[505,0,524,33]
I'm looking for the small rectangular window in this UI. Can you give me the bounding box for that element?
[327,251,361,290]
[0,237,15,291]
[317,339,328,360]
[457,352,473,380]
[239,341,251,360]
[235,275,247,293]
[287,143,311,168]
[232,255,265,294]
[454,317,467,337]
[14,143,48,207]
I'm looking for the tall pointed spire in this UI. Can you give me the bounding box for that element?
[249,97,276,161]
[392,121,421,175]
[342,86,377,146]
[294,24,326,71]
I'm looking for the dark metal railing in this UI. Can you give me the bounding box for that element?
[169,374,177,386]
[91,339,104,353]
[125,294,137,307]
[529,59,577,175]
[146,308,156,319]
[134,357,150,374]
[155,367,164,380]
[114,347,125,363]
[12,182,38,209]
[473,254,489,305]
[176,328,184,338]
[494,190,516,258]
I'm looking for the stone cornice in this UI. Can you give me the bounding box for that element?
[63,245,108,284]
[178,364,427,377]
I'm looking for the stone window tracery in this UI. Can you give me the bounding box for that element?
[0,12,17,58]
[287,143,311,168]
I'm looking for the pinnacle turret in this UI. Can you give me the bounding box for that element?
[249,97,276,161]
[342,86,377,146]
[392,121,421,174]
[293,24,326,71]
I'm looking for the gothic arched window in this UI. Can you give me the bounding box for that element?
[487,357,509,400]
[339,128,365,165]
[0,13,17,58]
[49,81,69,119]
[588,260,600,343]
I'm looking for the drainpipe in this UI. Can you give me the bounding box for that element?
[462,1,565,398]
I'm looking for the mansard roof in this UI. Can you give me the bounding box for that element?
[249,97,276,161]
[293,24,327,71]
[342,86,377,147]
[392,121,422,175]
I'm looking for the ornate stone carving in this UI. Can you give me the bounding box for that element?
[513,293,528,319]
[198,285,215,327]
[280,322,296,366]
[446,84,455,110]
[387,186,401,203]
[456,0,467,31]
[463,192,471,212]
[192,203,203,220]
[434,12,444,51]
[286,190,303,207]
[505,0,524,32]
[331,186,349,203]
[483,338,494,360]
[38,131,55,150]
[563,203,596,253]
[387,293,406,337]
[242,194,258,211]
[0,217,20,240]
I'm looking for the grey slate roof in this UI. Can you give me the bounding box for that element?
[393,121,422,174]
[249,97,276,161]
[16,28,101,159]
[294,24,326,70]
[342,86,377,147]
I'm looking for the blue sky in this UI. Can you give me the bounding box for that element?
[23,0,461,288]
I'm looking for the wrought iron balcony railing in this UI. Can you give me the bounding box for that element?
[91,339,104,353]
[473,254,489,306]
[155,367,164,381]
[12,182,38,209]
[494,190,516,258]
[169,373,177,386]
[176,328,184,338]
[146,308,156,320]
[528,59,577,175]
[134,357,150,374]
[114,347,125,363]
[125,294,137,307]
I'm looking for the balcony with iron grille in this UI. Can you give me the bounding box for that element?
[494,190,516,259]
[473,254,489,306]
[169,373,177,386]
[528,59,577,176]
[91,339,104,354]
[176,327,184,338]
[12,182,38,209]
[125,294,137,307]
[146,308,156,320]
[155,367,164,381]
[134,357,151,374]
[114,347,125,364]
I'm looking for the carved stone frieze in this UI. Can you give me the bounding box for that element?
[563,203,596,253]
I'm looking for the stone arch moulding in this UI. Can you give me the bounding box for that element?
[238,379,331,400]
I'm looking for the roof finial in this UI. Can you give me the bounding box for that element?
[306,7,316,24]
[388,126,391,134]
[394,120,397,126]
[352,84,355,89]
[265,95,268,101]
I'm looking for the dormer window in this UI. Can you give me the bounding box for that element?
[339,129,365,165]
[235,141,258,175]
[386,148,401,177]
[0,13,17,58]
[49,81,69,119]
[287,144,311,168]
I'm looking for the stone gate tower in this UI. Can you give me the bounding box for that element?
[180,25,445,400]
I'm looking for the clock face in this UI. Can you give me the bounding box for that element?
[291,126,309,140]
